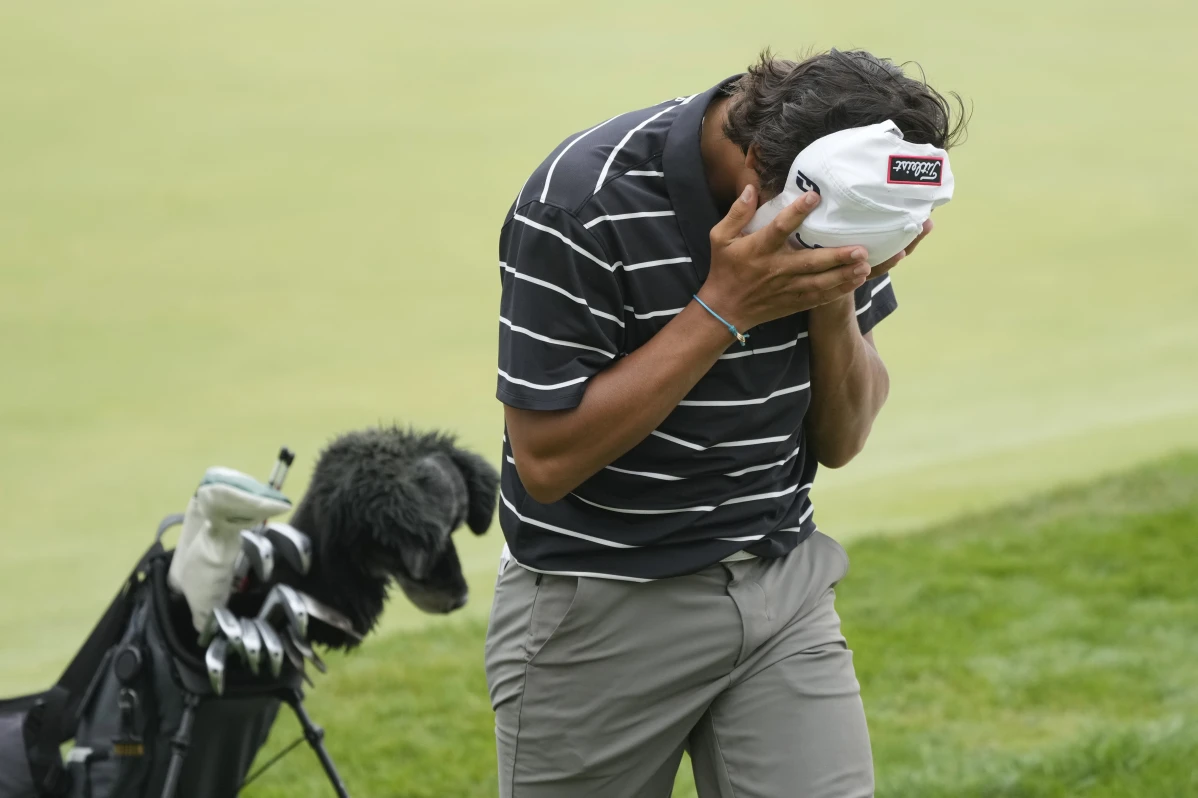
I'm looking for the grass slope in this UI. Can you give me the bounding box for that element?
[3,0,1198,694]
[240,453,1198,797]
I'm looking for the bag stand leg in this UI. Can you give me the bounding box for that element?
[159,692,200,798]
[284,689,350,798]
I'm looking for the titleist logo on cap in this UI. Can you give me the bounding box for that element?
[887,155,943,186]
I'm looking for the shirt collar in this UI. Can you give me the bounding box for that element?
[662,76,741,284]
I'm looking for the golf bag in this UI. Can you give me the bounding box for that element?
[0,515,348,798]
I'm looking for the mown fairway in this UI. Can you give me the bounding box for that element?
[1,0,1196,791]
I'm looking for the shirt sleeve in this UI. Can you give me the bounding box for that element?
[496,201,625,411]
[854,274,897,335]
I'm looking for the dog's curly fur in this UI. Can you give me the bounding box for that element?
[278,426,498,649]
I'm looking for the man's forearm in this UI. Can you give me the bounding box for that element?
[505,298,736,503]
[805,295,890,468]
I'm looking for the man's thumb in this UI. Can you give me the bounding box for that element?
[712,184,757,242]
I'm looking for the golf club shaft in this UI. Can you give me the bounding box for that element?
[268,446,296,491]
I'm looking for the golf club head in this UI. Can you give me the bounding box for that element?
[263,522,312,576]
[253,619,285,679]
[205,637,229,696]
[239,618,262,676]
[239,530,275,583]
[280,633,314,687]
[296,591,364,644]
[286,627,327,674]
[212,608,246,662]
[258,584,309,638]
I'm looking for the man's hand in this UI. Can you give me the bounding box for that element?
[697,185,872,331]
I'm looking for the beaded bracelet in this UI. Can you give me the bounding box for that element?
[692,295,749,346]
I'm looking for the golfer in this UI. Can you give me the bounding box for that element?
[486,49,963,797]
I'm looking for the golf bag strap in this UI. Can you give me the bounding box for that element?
[49,517,180,743]
[23,687,70,796]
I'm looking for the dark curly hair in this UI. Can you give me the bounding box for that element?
[723,49,969,195]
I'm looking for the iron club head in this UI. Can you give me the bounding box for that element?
[263,523,312,576]
[253,619,285,679]
[205,637,229,696]
[239,618,262,676]
[295,591,364,644]
[257,584,308,638]
[279,633,313,687]
[286,627,327,674]
[239,530,275,583]
[212,608,246,662]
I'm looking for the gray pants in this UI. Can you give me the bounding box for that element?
[484,531,874,798]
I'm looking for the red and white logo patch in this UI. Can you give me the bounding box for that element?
[887,155,943,186]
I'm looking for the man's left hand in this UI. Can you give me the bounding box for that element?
[869,218,934,281]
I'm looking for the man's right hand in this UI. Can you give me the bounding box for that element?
[698,184,872,331]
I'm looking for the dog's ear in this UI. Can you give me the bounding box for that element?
[444,448,499,535]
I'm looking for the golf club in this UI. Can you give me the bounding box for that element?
[258,583,309,639]
[296,590,364,643]
[254,618,285,679]
[198,605,242,649]
[267,446,295,491]
[205,637,229,696]
[287,627,327,674]
[237,530,275,584]
[280,633,314,687]
[239,617,263,676]
[213,607,246,661]
[263,522,312,576]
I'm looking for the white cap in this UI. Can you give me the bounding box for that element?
[742,120,954,266]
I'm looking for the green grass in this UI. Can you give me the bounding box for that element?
[238,453,1198,796]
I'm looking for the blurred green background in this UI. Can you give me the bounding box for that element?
[1,0,1196,792]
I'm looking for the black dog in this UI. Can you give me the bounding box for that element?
[274,426,499,649]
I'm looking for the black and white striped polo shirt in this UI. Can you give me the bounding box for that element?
[496,77,897,581]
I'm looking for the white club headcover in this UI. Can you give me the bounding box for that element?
[743,120,954,266]
[168,467,292,632]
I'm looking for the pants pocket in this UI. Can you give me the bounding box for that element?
[525,574,587,665]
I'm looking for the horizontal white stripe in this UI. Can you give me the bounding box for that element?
[718,534,764,542]
[604,465,684,481]
[856,299,873,316]
[497,369,588,392]
[649,430,706,450]
[500,491,637,548]
[513,214,617,272]
[501,263,624,328]
[714,434,793,448]
[724,447,802,477]
[541,115,620,203]
[677,93,699,104]
[623,256,692,272]
[595,106,679,194]
[572,494,716,514]
[499,316,615,359]
[679,382,809,408]
[625,170,664,177]
[631,307,685,320]
[574,480,808,516]
[650,430,794,451]
[506,553,652,583]
[505,455,515,465]
[583,210,675,229]
[720,484,799,506]
[718,332,808,360]
[871,274,892,296]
